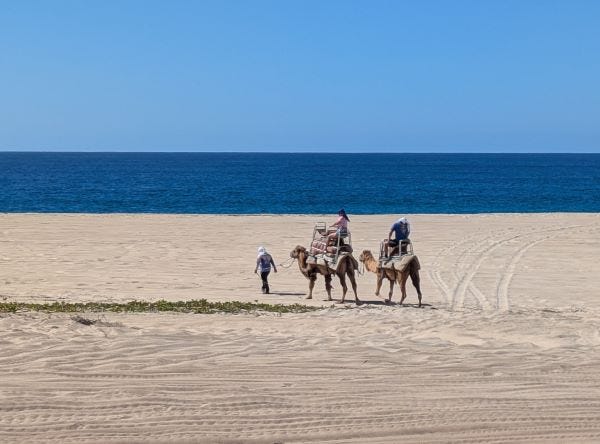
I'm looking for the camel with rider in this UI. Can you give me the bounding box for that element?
[358,249,423,307]
[290,245,361,305]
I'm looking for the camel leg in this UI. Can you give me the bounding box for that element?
[336,272,348,303]
[375,271,384,297]
[324,274,333,301]
[410,264,423,307]
[399,272,409,305]
[348,271,360,305]
[306,275,316,299]
[384,271,395,303]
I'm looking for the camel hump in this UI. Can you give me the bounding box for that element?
[323,252,357,272]
[340,253,359,271]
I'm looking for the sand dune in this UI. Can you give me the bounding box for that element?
[1,213,600,443]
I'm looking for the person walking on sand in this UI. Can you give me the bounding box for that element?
[254,246,277,294]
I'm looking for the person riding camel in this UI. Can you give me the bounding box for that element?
[385,217,410,257]
[327,209,350,243]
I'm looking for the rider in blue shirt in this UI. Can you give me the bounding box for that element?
[385,217,410,257]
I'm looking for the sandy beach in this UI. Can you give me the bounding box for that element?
[2,213,600,443]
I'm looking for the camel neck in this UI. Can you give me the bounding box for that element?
[365,257,379,273]
[297,251,309,271]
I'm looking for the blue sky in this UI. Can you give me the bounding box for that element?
[1,0,599,152]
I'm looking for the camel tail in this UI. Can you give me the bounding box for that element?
[351,255,359,271]
[409,255,423,301]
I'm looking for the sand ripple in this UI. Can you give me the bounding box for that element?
[2,307,600,443]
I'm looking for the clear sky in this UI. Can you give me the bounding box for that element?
[1,0,599,152]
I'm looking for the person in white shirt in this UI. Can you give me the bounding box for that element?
[254,246,277,294]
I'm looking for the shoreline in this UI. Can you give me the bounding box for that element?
[3,211,600,215]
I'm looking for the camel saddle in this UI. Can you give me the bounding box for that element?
[380,254,419,272]
[307,251,352,272]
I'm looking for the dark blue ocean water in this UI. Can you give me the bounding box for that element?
[1,152,599,213]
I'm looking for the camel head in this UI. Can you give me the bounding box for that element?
[359,249,380,274]
[359,249,374,263]
[290,245,306,259]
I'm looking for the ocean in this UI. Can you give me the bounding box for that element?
[1,152,599,213]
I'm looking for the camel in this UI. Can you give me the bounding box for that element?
[358,250,423,307]
[290,245,361,304]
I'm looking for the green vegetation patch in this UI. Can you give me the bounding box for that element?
[0,299,321,314]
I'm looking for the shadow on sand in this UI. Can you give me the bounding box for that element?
[327,299,434,309]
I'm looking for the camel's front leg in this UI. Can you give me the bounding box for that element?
[324,274,333,301]
[375,271,384,297]
[399,272,409,305]
[306,275,316,299]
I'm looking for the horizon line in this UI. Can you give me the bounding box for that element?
[1,150,599,155]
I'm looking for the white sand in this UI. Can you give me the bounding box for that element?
[1,213,600,443]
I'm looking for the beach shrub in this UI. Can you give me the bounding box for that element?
[0,299,320,314]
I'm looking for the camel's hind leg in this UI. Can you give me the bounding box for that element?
[336,272,348,303]
[387,279,395,303]
[347,270,360,305]
[398,271,409,305]
[410,264,423,307]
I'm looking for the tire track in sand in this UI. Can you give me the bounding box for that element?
[495,222,599,310]
[496,236,550,311]
[427,231,500,308]
[452,225,586,310]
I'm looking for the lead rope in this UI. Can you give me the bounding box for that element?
[278,257,296,269]
[357,260,365,276]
